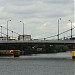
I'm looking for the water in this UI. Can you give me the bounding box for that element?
[0,52,74,75]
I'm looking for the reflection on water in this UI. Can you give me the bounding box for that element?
[0,52,74,75]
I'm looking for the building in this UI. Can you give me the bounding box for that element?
[0,37,16,41]
[70,37,75,40]
[0,37,10,41]
[18,35,31,41]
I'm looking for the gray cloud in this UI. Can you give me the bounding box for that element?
[0,0,74,39]
[44,0,72,4]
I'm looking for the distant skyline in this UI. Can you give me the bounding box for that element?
[0,0,74,39]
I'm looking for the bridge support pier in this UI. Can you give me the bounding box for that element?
[72,51,75,59]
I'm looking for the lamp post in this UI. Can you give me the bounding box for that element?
[69,20,72,38]
[58,18,61,40]
[12,31,13,39]
[20,21,24,40]
[0,26,2,37]
[7,20,11,40]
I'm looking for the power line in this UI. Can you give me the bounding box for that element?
[38,34,57,40]
[0,26,20,35]
[40,26,75,40]
[59,27,75,35]
[45,35,57,39]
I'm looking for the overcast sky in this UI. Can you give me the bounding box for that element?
[0,0,74,39]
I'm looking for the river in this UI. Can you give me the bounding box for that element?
[0,52,74,75]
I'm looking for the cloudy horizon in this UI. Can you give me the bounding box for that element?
[0,0,74,40]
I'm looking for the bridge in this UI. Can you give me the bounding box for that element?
[0,39,74,52]
[0,39,75,44]
[0,22,75,52]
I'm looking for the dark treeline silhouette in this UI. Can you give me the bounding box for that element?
[0,43,69,55]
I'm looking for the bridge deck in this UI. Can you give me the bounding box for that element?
[0,40,75,44]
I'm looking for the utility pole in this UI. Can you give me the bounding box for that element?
[20,21,24,40]
[69,20,72,38]
[58,18,61,40]
[12,31,13,39]
[0,26,2,37]
[7,20,11,40]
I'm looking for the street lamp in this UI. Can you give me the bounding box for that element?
[58,18,61,40]
[0,26,2,37]
[7,20,11,40]
[68,20,72,38]
[20,21,24,40]
[12,31,13,39]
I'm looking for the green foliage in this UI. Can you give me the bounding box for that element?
[0,43,69,54]
[55,45,68,52]
[42,45,68,53]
